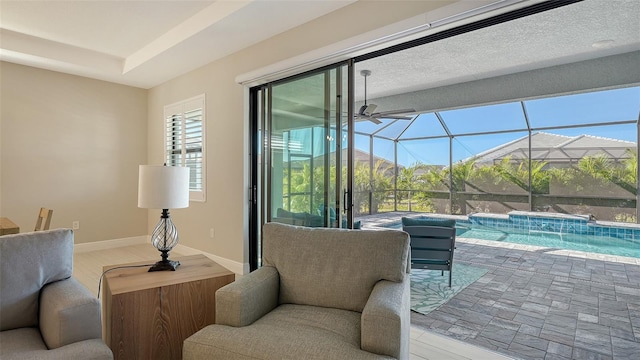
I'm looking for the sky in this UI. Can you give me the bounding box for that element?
[354,86,640,166]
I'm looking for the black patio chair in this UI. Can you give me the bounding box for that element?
[402,225,456,287]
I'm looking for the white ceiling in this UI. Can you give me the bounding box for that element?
[355,0,640,100]
[1,0,639,95]
[0,0,356,89]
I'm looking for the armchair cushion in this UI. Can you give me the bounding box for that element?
[263,223,409,312]
[0,328,48,355]
[0,328,113,360]
[184,304,394,360]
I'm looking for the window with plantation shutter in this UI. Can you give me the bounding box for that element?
[164,94,205,202]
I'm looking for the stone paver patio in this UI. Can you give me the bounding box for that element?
[359,212,640,360]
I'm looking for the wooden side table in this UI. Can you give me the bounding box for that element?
[102,254,235,360]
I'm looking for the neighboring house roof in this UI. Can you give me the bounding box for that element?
[352,148,400,169]
[472,132,636,165]
[290,148,399,170]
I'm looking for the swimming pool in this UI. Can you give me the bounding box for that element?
[382,213,640,258]
[457,226,640,258]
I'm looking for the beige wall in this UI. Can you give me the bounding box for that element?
[148,0,456,268]
[0,62,148,243]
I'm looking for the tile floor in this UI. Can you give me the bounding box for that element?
[360,212,640,360]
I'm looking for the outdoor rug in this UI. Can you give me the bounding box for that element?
[410,263,488,315]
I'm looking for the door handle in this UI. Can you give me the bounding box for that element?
[343,190,348,212]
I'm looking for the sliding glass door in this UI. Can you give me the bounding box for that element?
[249,62,352,269]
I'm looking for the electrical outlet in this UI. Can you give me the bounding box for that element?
[209,228,215,239]
[72,221,80,230]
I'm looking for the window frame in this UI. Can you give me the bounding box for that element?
[164,94,206,202]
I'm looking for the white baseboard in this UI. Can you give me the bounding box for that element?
[174,244,249,275]
[74,236,148,253]
[73,236,249,275]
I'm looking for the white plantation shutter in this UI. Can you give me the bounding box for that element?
[165,113,183,166]
[164,94,205,201]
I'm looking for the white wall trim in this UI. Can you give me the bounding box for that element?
[174,244,249,276]
[73,235,148,253]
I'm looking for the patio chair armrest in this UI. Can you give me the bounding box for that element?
[39,277,102,349]
[361,278,410,359]
[215,266,280,327]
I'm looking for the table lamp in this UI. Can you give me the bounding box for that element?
[138,164,190,272]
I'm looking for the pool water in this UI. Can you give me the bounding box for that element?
[384,222,640,258]
[457,226,640,258]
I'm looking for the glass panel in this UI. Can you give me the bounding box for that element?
[399,113,448,139]
[533,124,637,222]
[452,131,530,215]
[271,74,323,225]
[337,66,349,228]
[256,87,265,268]
[439,102,528,135]
[353,133,371,216]
[526,87,640,128]
[323,67,340,228]
[269,67,345,228]
[375,119,412,140]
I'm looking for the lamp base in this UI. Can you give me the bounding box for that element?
[148,259,180,272]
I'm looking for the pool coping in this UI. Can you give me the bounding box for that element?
[457,236,640,265]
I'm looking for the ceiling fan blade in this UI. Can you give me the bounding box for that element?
[373,108,416,116]
[373,114,413,120]
[358,103,378,116]
[364,104,377,115]
[354,114,382,124]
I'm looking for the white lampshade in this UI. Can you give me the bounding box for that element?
[138,165,190,209]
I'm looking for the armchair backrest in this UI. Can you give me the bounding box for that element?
[262,222,409,312]
[0,229,74,331]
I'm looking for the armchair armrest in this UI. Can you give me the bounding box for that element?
[361,278,410,359]
[39,277,102,349]
[215,266,279,327]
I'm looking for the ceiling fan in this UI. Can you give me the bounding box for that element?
[356,69,416,124]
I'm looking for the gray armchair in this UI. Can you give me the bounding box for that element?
[183,222,410,359]
[0,229,113,360]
